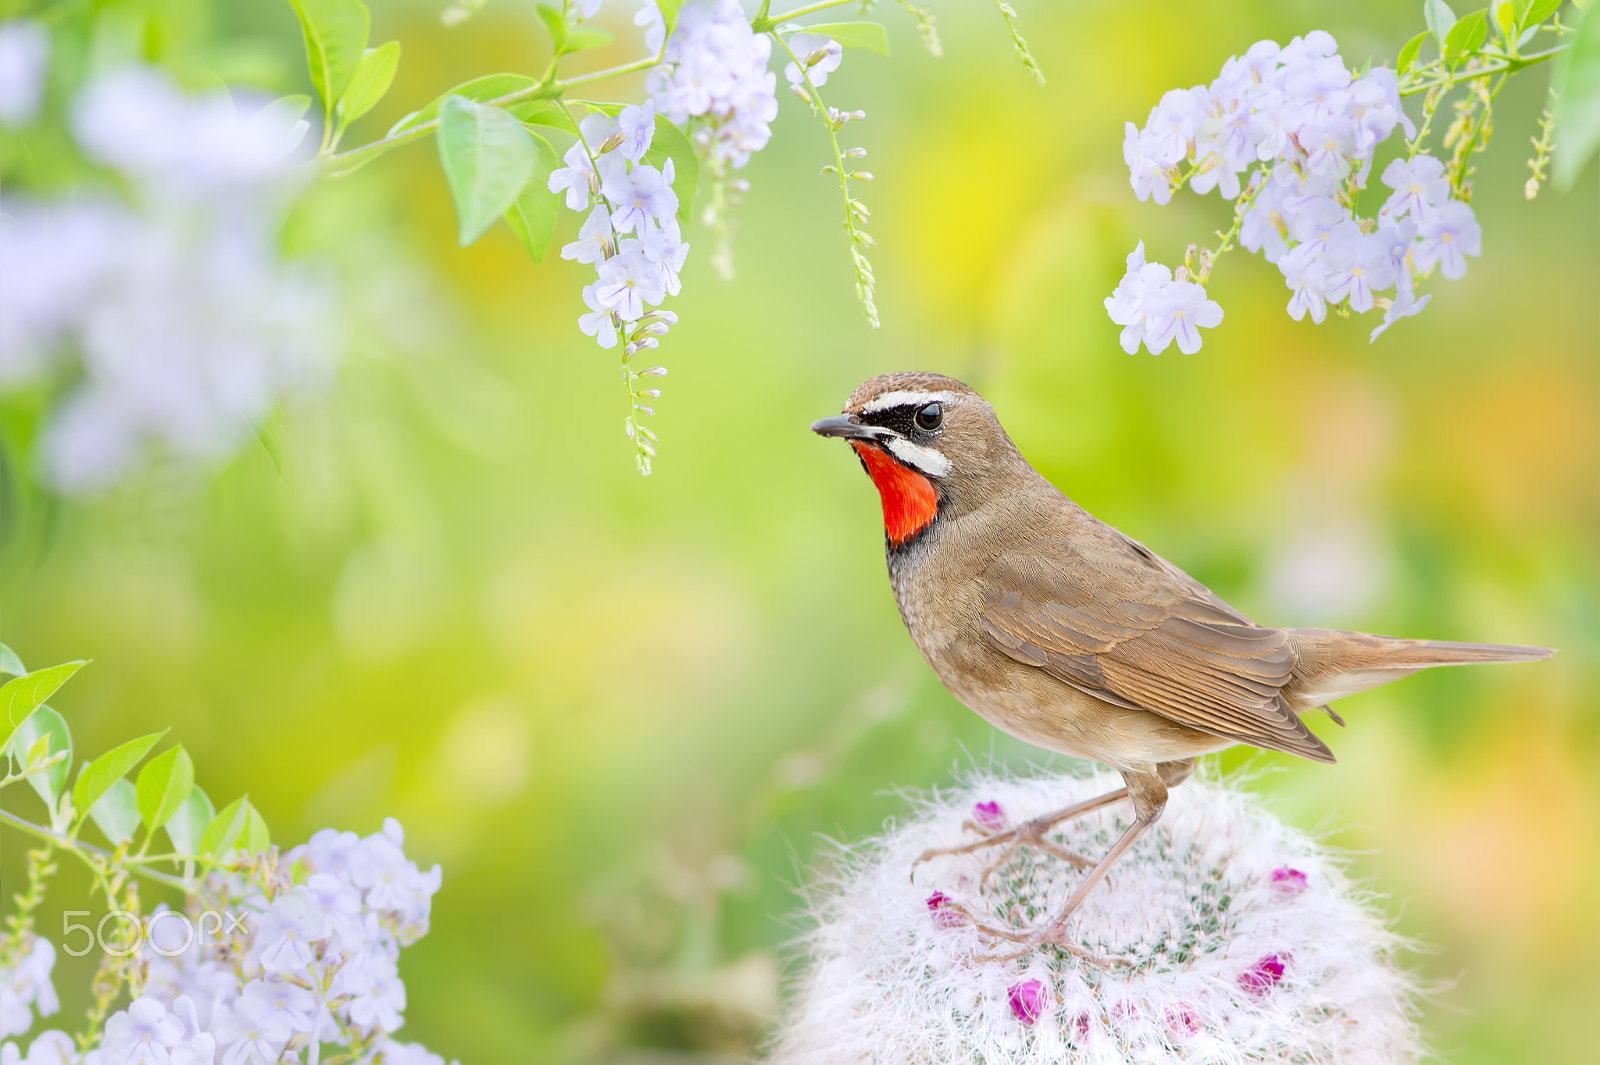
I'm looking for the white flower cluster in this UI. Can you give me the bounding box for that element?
[1,819,448,1065]
[774,768,1421,1064]
[1112,31,1480,352]
[0,939,59,1039]
[640,0,778,170]
[549,106,686,354]
[0,54,333,492]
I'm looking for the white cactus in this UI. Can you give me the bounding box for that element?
[772,767,1422,1064]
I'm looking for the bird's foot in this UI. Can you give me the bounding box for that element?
[911,786,1128,886]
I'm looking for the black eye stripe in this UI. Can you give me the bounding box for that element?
[859,402,943,436]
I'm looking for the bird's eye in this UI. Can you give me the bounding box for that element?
[915,402,943,431]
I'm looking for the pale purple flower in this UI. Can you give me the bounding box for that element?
[1368,277,1431,341]
[639,218,688,296]
[5,1030,76,1065]
[561,204,614,265]
[1271,867,1309,897]
[1322,229,1396,313]
[0,19,50,127]
[1142,277,1224,354]
[212,997,288,1065]
[594,243,667,321]
[1379,154,1450,225]
[784,33,842,88]
[1413,199,1480,279]
[602,160,678,235]
[636,1,667,54]
[572,0,603,18]
[0,939,58,1038]
[1238,952,1291,997]
[614,102,656,162]
[101,998,184,1065]
[1282,257,1329,324]
[547,142,597,211]
[1104,241,1176,353]
[1123,123,1175,205]
[252,889,326,975]
[578,284,619,348]
[1006,978,1047,1025]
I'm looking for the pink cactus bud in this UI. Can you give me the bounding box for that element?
[1006,978,1047,1024]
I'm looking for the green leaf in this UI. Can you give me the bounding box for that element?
[388,74,539,136]
[503,133,561,265]
[136,745,194,831]
[165,787,214,856]
[7,706,70,809]
[643,114,699,224]
[1495,1,1517,39]
[1516,0,1564,29]
[1444,9,1489,59]
[338,41,401,127]
[437,96,541,246]
[564,26,615,52]
[519,101,580,135]
[1553,1,1600,188]
[254,404,284,477]
[1426,0,1459,46]
[1398,30,1431,71]
[243,804,271,853]
[287,0,371,121]
[199,795,253,856]
[0,661,86,750]
[801,21,891,56]
[1,644,26,677]
[536,4,567,51]
[72,732,165,827]
[657,0,684,38]
[89,779,140,845]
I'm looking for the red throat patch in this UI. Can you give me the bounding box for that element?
[850,440,939,548]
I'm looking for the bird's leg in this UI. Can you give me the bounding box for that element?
[912,785,1127,877]
[970,759,1195,962]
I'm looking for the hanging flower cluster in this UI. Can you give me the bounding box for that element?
[0,60,332,492]
[0,819,447,1065]
[642,0,779,171]
[1110,31,1483,354]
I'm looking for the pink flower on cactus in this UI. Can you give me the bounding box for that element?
[1166,1004,1201,1036]
[1271,866,1309,897]
[972,801,1006,832]
[924,891,964,929]
[1006,978,1047,1025]
[1238,952,1292,996]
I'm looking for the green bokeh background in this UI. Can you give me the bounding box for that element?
[3,1,1597,1062]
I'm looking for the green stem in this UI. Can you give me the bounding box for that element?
[1195,166,1269,285]
[2,809,192,892]
[752,0,859,32]
[1399,45,1566,96]
[773,33,878,327]
[323,52,665,178]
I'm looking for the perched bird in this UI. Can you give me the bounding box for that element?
[813,371,1553,952]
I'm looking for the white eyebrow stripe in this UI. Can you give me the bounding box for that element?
[857,389,965,414]
[885,437,953,477]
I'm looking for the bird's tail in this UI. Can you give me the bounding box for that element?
[1286,628,1555,706]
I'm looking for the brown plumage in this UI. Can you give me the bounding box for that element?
[813,371,1553,950]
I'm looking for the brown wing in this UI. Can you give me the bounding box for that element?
[978,533,1333,762]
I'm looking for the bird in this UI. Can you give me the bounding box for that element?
[812,370,1554,954]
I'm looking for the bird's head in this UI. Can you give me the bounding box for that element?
[812,372,1020,549]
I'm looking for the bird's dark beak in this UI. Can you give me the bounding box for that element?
[811,413,891,441]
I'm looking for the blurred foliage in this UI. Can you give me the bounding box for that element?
[2,1,1596,1063]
